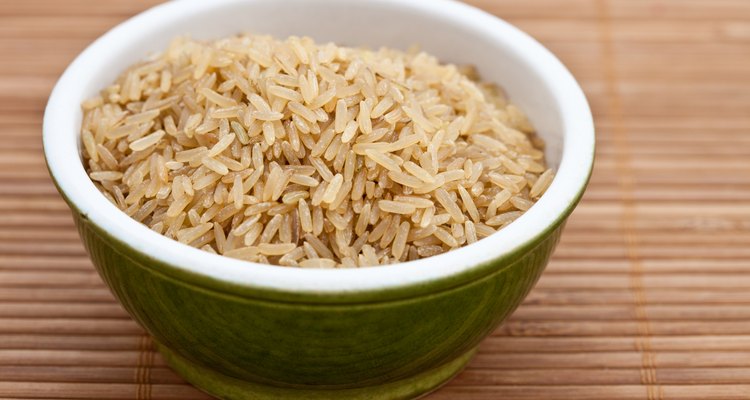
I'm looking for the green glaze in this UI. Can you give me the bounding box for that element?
[158,342,477,399]
[73,211,565,399]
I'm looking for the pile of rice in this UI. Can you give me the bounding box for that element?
[81,34,554,268]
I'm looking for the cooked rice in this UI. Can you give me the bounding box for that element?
[81,34,554,268]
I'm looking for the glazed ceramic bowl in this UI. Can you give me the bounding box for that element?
[43,0,594,398]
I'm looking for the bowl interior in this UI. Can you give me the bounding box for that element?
[44,0,593,294]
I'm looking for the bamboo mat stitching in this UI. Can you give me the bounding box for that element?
[596,1,663,399]
[135,334,154,400]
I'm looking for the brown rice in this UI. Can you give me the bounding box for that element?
[81,34,554,268]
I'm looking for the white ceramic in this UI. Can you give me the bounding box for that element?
[44,0,594,293]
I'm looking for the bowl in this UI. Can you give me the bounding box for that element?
[43,0,594,398]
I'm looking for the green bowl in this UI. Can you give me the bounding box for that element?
[43,0,594,398]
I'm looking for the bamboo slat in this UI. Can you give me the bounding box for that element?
[0,0,749,399]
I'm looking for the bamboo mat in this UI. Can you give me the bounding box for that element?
[1,0,750,399]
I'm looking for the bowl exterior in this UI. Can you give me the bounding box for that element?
[73,210,564,398]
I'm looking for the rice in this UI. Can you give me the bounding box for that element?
[81,34,554,268]
[380,202,415,217]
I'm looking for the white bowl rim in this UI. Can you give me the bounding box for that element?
[43,0,594,294]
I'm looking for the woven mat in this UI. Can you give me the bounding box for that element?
[2,0,750,399]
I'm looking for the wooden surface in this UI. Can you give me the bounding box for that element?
[1,0,750,399]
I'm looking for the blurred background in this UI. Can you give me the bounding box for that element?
[1,0,749,399]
